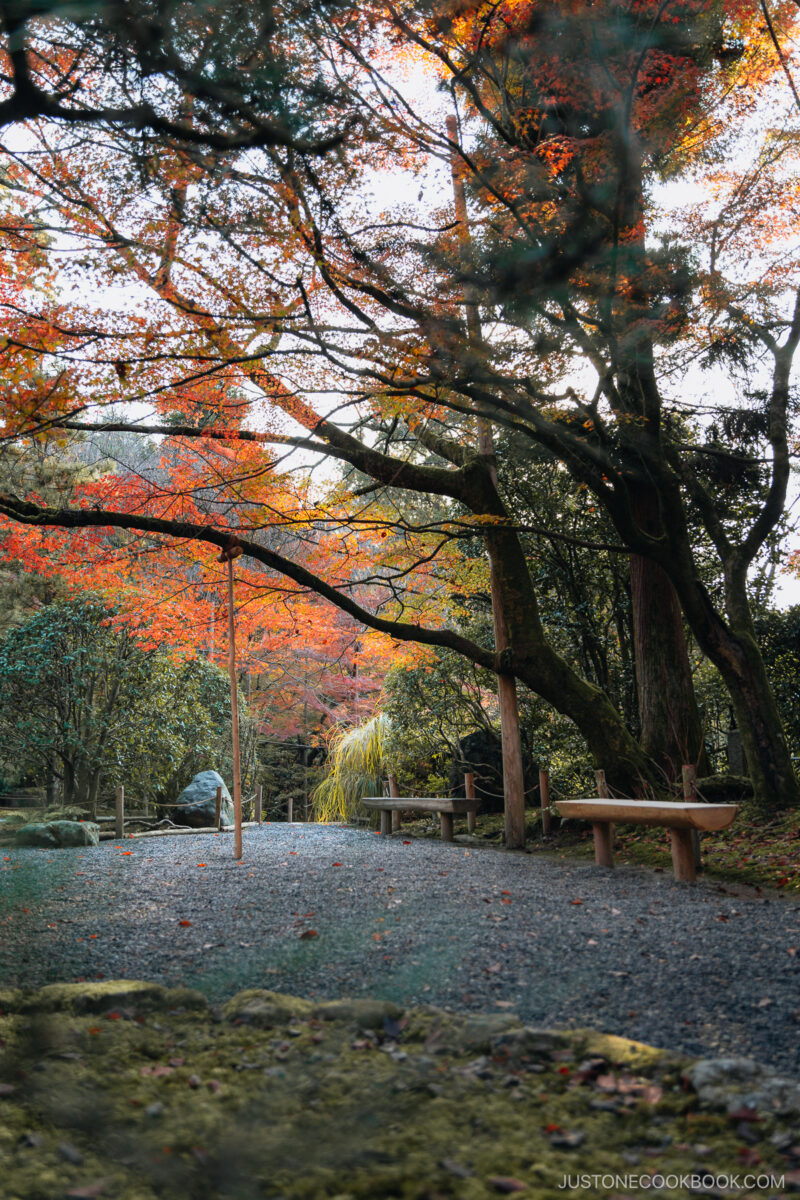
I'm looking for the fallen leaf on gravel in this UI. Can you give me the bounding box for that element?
[487,1178,527,1193]
[299,929,318,940]
[178,920,192,927]
[494,1001,514,1008]
[756,998,773,1008]
[570,899,583,905]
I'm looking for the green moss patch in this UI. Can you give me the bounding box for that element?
[1,981,797,1198]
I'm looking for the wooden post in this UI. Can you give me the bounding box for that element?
[287,797,293,824]
[448,114,526,853]
[464,772,476,833]
[539,768,551,837]
[255,784,263,824]
[682,763,702,871]
[440,812,454,842]
[226,555,243,860]
[593,769,614,867]
[115,785,124,839]
[670,828,697,881]
[389,773,401,833]
[214,785,222,831]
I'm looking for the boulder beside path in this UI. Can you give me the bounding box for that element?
[172,770,234,827]
[14,820,100,848]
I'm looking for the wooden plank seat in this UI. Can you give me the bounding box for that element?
[555,799,739,882]
[362,797,477,842]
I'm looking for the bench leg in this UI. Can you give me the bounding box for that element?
[592,822,614,868]
[380,810,392,836]
[670,828,696,881]
[467,809,476,834]
[391,810,401,833]
[440,812,454,842]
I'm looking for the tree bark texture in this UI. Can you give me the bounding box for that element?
[629,485,708,783]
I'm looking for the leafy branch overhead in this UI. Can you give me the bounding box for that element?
[0,0,798,809]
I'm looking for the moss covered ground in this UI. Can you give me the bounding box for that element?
[0,981,797,1199]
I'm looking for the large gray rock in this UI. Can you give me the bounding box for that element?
[14,821,99,848]
[686,1056,800,1117]
[173,770,233,827]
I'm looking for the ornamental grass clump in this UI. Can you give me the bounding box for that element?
[311,714,392,824]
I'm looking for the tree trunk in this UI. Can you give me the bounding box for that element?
[705,626,798,812]
[629,487,708,782]
[63,760,76,806]
[87,771,101,821]
[477,517,657,797]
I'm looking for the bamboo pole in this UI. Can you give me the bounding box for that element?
[115,785,125,839]
[227,556,243,860]
[447,113,526,851]
[255,784,263,824]
[214,785,222,831]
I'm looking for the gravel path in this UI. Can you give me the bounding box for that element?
[2,823,799,1070]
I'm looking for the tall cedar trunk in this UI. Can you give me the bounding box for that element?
[693,614,799,812]
[726,641,797,812]
[629,487,708,782]
[86,771,101,820]
[476,498,658,799]
[449,122,528,848]
[63,760,76,806]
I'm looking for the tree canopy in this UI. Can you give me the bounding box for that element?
[0,0,799,817]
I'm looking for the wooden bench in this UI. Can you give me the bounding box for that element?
[362,797,477,842]
[555,798,739,882]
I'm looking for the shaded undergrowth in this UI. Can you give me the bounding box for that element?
[0,981,797,1199]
